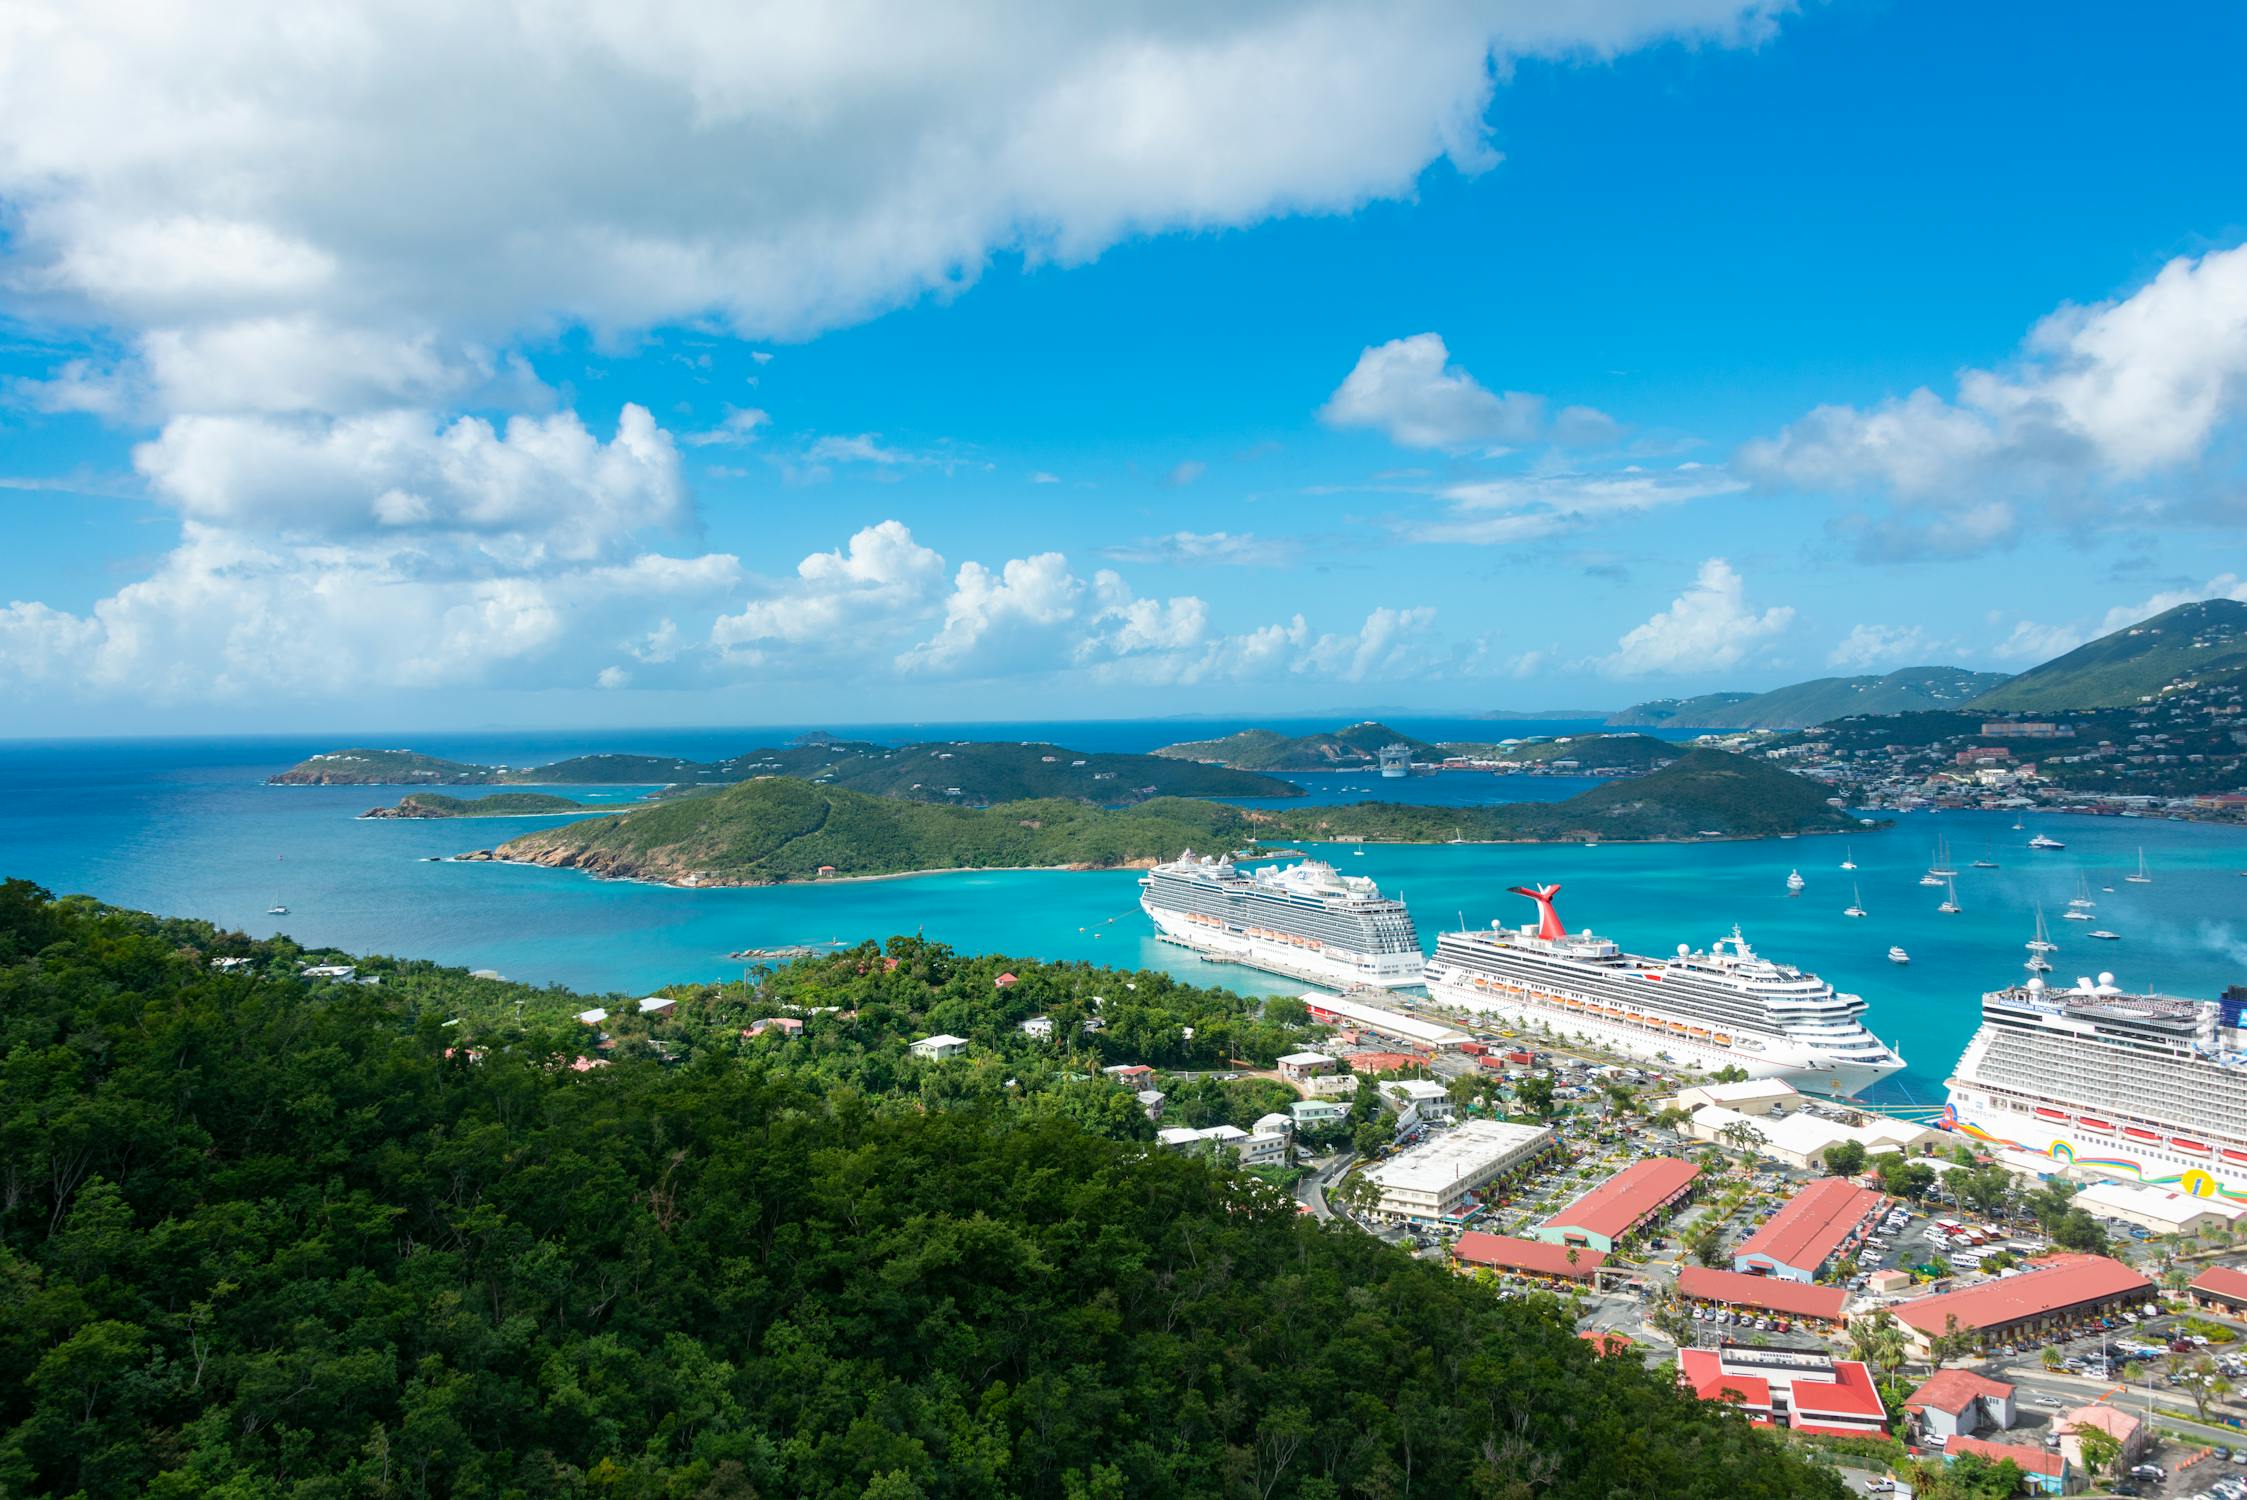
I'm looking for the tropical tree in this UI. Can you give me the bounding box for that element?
[1715,1119,1767,1163]
[1823,1139,1868,1177]
[2074,1425,2122,1482]
[2039,1345,2065,1372]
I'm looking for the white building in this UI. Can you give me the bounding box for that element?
[2073,1180,2247,1237]
[302,964,357,980]
[1303,1073,1360,1099]
[575,1007,609,1026]
[1381,1079,1455,1124]
[1361,1119,1556,1223]
[1158,1122,1290,1166]
[1686,1104,1940,1172]
[1277,1051,1336,1082]
[637,996,676,1017]
[1665,1079,1801,1116]
[1302,992,1471,1052]
[1019,1016,1054,1040]
[910,1034,969,1061]
[1136,1089,1167,1120]
[1254,1112,1296,1138]
[1291,1099,1351,1128]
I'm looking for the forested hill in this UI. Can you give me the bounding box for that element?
[273,739,1299,806]
[1966,597,2247,711]
[0,880,1841,1497]
[482,750,1856,887]
[1608,667,2010,730]
[1151,720,1436,771]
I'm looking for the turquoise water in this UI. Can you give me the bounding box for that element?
[2,730,2242,1105]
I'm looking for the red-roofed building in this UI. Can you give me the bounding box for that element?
[1732,1177,1886,1283]
[2054,1404,2146,1473]
[1904,1370,2016,1440]
[2190,1263,2247,1317]
[1579,1330,1634,1355]
[1451,1231,1607,1284]
[744,1016,803,1038]
[994,972,1019,988]
[1675,1266,1849,1328]
[1535,1157,1700,1252]
[1940,1435,2069,1495]
[1342,1050,1420,1074]
[1889,1254,2153,1357]
[1677,1344,1886,1437]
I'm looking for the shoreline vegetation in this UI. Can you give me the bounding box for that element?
[466,748,1868,888]
[362,790,595,819]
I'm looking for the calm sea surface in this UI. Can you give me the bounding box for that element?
[4,719,2244,1105]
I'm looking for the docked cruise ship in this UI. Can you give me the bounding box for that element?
[1423,884,1905,1097]
[1944,975,2247,1203]
[1139,851,1424,989]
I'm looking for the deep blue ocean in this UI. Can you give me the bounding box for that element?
[5,717,2244,1105]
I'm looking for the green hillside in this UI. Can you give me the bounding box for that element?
[480,779,1245,884]
[1153,719,1436,771]
[1253,748,1857,843]
[0,881,1840,1497]
[1967,598,2247,711]
[363,791,593,818]
[1437,732,1680,772]
[277,738,1296,805]
[1609,668,2010,730]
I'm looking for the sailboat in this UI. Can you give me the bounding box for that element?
[1839,847,1857,871]
[1937,876,1961,915]
[2125,848,2153,885]
[2062,876,2096,921]
[267,902,289,915]
[2025,905,2058,954]
[2024,952,2052,975]
[1786,868,1805,894]
[1929,837,1958,879]
[1972,845,1999,869]
[1843,885,1867,919]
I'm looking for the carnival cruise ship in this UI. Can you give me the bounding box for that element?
[1139,851,1424,989]
[1944,976,2247,1203]
[1423,884,1904,1096]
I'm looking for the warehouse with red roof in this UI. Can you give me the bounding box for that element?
[2190,1263,2247,1317]
[1731,1177,1885,1283]
[1533,1157,1700,1253]
[1675,1266,1849,1328]
[1451,1231,1607,1284]
[1888,1254,2153,1357]
[1903,1369,2016,1440]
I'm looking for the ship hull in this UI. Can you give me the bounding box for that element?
[1143,901,1424,990]
[1943,1086,2247,1203]
[1426,977,1899,1098]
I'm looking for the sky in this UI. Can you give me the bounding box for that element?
[3,1,2246,736]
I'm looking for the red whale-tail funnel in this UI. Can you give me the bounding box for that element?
[1507,883,1566,941]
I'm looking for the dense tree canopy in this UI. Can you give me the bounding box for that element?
[0,881,1841,1497]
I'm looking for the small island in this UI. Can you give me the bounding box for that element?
[465,748,1864,887]
[363,792,595,819]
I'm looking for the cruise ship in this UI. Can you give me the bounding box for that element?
[1422,884,1905,1096]
[1943,975,2247,1202]
[1139,851,1424,989]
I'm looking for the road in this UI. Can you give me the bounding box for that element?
[1296,1150,1354,1222]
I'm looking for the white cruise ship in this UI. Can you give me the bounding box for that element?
[1944,975,2247,1203]
[1422,884,1904,1097]
[1139,851,1424,989]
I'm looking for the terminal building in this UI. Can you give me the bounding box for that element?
[1731,1177,1886,1282]
[1301,992,1471,1053]
[1534,1157,1700,1253]
[1887,1254,2154,1358]
[2071,1180,2247,1238]
[2189,1264,2247,1318]
[1360,1119,1555,1224]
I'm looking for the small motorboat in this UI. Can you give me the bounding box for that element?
[1786,869,1805,894]
[1888,946,1911,965]
[267,905,289,915]
[2088,929,2121,942]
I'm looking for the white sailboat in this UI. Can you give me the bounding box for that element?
[2026,905,2058,954]
[1839,847,1857,871]
[2062,875,2096,922]
[1929,837,1957,879]
[1843,885,1867,919]
[1937,876,1960,915]
[2125,848,2153,885]
[1971,846,1999,869]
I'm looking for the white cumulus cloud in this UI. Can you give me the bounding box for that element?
[1321,333,1590,451]
[1602,558,1793,675]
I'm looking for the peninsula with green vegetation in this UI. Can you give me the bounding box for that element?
[1437,731,1679,774]
[1964,597,2247,711]
[473,748,1861,886]
[1151,719,1436,771]
[361,790,594,818]
[1607,666,2010,730]
[276,737,1300,806]
[0,878,1843,1497]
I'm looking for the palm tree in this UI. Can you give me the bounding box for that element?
[2040,1345,2065,1372]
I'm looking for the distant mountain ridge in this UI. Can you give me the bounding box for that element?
[1607,667,2012,729]
[273,739,1300,808]
[1966,598,2247,711]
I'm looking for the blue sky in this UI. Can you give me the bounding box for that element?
[4,1,2246,734]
